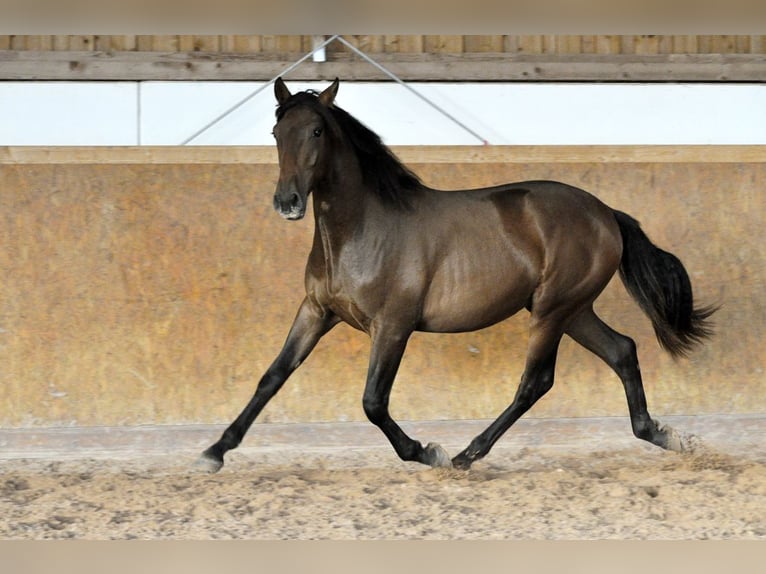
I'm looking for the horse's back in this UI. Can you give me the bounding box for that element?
[479,179,613,217]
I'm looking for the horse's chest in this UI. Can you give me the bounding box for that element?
[309,275,375,332]
[307,254,381,333]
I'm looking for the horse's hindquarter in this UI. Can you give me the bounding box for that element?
[417,182,622,333]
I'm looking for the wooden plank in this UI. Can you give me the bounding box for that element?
[258,35,277,52]
[559,35,583,54]
[5,35,766,55]
[24,36,53,50]
[52,36,70,51]
[4,145,766,166]
[580,35,597,54]
[136,35,154,52]
[67,35,95,50]
[287,36,307,52]
[286,35,307,53]
[151,35,180,52]
[672,35,698,54]
[260,35,303,52]
[697,35,714,53]
[349,35,386,54]
[657,36,674,54]
[178,35,220,52]
[380,35,424,53]
[2,51,765,82]
[424,35,463,53]
[635,35,660,55]
[93,36,113,51]
[219,35,235,52]
[620,36,637,54]
[234,35,263,53]
[108,36,137,51]
[735,36,751,53]
[515,35,544,54]
[464,35,504,52]
[382,35,400,53]
[540,36,558,54]
[503,36,520,53]
[707,35,738,53]
[596,35,622,55]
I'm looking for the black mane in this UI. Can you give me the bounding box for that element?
[276,91,422,209]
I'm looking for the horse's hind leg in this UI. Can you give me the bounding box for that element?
[565,307,687,452]
[452,316,564,470]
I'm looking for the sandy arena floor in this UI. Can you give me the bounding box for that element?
[1,415,764,539]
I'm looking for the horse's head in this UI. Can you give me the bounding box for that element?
[272,77,339,220]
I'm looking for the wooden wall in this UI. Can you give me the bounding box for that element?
[2,35,765,81]
[0,146,763,428]
[2,35,766,54]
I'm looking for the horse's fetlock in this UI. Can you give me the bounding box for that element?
[221,429,243,449]
[632,418,656,442]
[462,438,485,461]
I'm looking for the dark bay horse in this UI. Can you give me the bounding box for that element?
[197,78,716,472]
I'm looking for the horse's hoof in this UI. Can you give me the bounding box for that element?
[663,425,684,452]
[194,453,224,474]
[451,453,473,471]
[424,442,453,468]
[656,421,699,453]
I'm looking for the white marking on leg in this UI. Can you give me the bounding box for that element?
[425,442,453,468]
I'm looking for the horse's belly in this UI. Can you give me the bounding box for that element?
[418,276,534,333]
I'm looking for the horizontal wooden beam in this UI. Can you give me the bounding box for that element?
[1,51,765,82]
[3,145,766,165]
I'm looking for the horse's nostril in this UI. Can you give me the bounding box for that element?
[274,189,305,220]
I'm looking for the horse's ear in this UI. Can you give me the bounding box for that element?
[274,77,291,105]
[318,78,339,107]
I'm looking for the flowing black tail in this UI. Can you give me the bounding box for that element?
[613,210,717,358]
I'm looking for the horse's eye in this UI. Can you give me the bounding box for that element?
[313,127,322,138]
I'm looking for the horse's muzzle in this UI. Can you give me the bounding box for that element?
[273,189,307,220]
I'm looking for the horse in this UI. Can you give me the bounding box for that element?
[196,77,716,472]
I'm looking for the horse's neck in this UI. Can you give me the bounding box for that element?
[312,154,371,232]
[311,180,368,240]
[310,160,380,269]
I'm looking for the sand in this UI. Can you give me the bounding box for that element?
[1,417,765,540]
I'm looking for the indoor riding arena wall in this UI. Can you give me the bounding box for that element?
[0,146,763,428]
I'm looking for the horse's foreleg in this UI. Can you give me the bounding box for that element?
[196,299,338,473]
[363,327,452,468]
[452,318,563,470]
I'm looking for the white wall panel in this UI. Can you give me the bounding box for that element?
[0,82,764,146]
[0,82,138,145]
